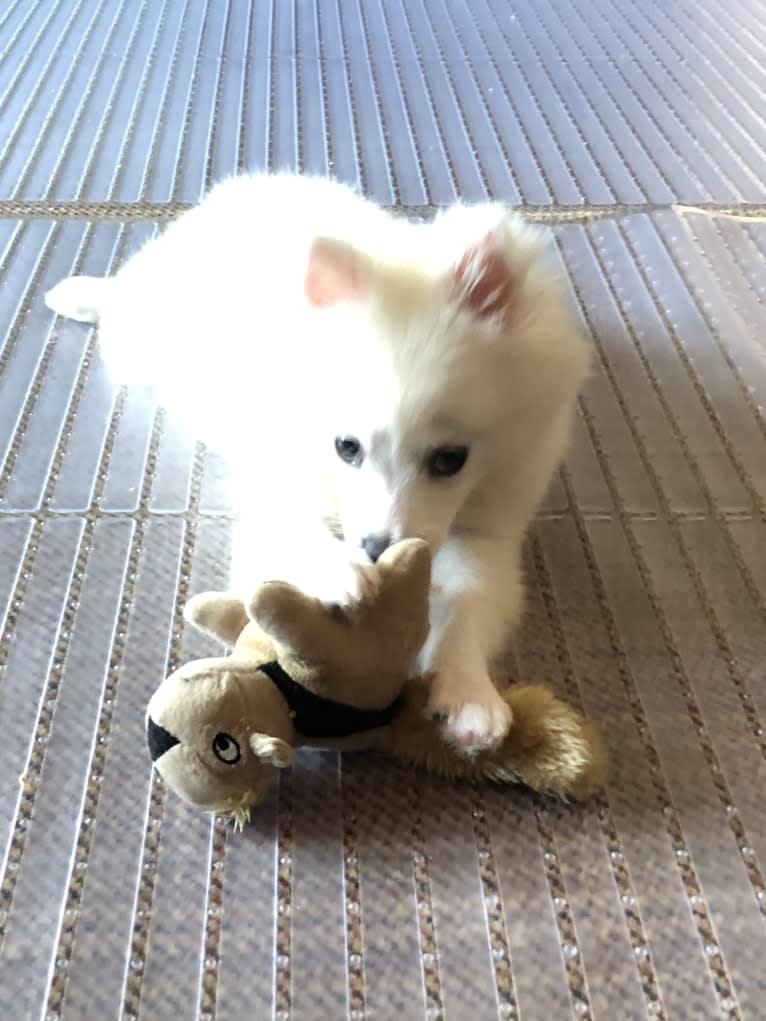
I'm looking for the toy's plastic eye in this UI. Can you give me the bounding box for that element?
[212,733,241,764]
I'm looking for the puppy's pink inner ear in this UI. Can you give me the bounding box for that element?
[305,237,367,307]
[454,237,514,318]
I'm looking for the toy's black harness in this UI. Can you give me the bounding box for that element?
[259,661,402,739]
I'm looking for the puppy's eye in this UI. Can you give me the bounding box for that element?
[212,733,241,764]
[335,435,363,466]
[427,445,469,478]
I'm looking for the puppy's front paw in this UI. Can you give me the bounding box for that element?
[427,674,512,753]
[45,275,110,323]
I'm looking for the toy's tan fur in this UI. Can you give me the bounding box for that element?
[146,541,604,824]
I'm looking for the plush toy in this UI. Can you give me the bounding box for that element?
[146,540,605,828]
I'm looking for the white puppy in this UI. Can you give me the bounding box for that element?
[46,175,589,751]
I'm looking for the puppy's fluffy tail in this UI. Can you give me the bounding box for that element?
[45,275,114,323]
[391,683,606,801]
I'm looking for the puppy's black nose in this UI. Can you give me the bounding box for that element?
[362,532,392,563]
[147,717,180,761]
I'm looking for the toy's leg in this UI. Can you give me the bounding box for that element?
[420,535,523,753]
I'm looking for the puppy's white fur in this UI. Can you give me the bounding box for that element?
[46,175,589,751]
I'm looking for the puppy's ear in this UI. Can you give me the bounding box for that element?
[305,237,371,307]
[439,206,544,322]
[453,233,516,319]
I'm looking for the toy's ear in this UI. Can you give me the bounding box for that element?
[247,583,336,662]
[359,539,432,658]
[376,538,431,601]
[184,592,249,645]
[304,237,372,308]
[249,733,294,768]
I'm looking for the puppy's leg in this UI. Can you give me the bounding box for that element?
[421,536,523,752]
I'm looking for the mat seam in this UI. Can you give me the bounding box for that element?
[3,199,766,221]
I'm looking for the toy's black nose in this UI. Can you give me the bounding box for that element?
[147,717,180,761]
[362,532,392,563]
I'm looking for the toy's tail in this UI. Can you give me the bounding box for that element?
[45,275,114,323]
[390,683,606,801]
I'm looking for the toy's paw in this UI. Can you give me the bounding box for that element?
[427,674,513,753]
